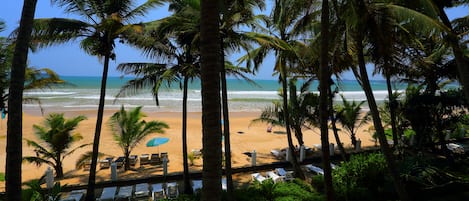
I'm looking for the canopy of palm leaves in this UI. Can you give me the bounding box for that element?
[23,113,88,178]
[109,105,169,171]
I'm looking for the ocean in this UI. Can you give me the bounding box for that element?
[22,76,411,113]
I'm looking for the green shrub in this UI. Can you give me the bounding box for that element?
[333,153,393,201]
[0,172,4,182]
[310,175,325,193]
[235,178,324,201]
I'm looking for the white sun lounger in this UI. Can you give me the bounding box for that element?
[266,171,283,183]
[221,177,227,191]
[116,185,133,201]
[275,168,294,181]
[60,189,86,201]
[305,164,324,175]
[151,183,165,201]
[192,180,203,192]
[134,183,150,200]
[251,173,267,183]
[98,186,117,201]
[166,182,179,199]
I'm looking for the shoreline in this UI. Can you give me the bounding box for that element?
[1,108,376,191]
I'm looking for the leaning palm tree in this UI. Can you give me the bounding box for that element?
[335,95,370,148]
[6,1,38,200]
[27,0,164,198]
[23,113,88,179]
[109,106,169,171]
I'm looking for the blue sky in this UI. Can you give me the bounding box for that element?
[1,1,468,80]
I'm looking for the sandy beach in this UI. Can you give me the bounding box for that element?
[0,108,376,191]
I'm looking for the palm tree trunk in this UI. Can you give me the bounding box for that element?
[385,67,399,146]
[329,87,347,161]
[435,4,469,100]
[86,53,110,201]
[220,55,234,199]
[124,149,130,171]
[319,0,334,200]
[280,64,305,180]
[200,0,223,200]
[353,38,410,201]
[56,153,64,179]
[182,76,192,194]
[6,1,37,200]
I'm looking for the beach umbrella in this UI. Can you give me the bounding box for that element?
[146,137,170,153]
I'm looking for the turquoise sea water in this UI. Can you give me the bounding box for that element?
[21,76,440,112]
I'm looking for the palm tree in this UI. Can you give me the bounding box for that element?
[239,0,319,179]
[319,0,334,199]
[109,106,169,171]
[27,1,164,198]
[6,0,38,200]
[251,79,320,147]
[23,113,88,179]
[333,1,412,200]
[200,0,223,199]
[335,95,370,148]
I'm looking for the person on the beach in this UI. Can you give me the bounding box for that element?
[267,123,272,132]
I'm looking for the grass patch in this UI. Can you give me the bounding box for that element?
[0,172,5,181]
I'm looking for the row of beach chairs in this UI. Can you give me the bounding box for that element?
[60,179,220,201]
[251,168,294,184]
[140,152,169,165]
[84,153,170,170]
[251,164,339,184]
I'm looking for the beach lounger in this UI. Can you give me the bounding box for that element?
[151,183,165,201]
[134,183,150,201]
[83,160,91,171]
[150,153,161,165]
[191,149,202,158]
[114,156,125,168]
[129,155,138,166]
[270,149,285,159]
[116,185,133,201]
[266,171,283,183]
[60,189,86,201]
[140,154,150,165]
[192,180,203,192]
[221,177,227,191]
[166,182,179,199]
[275,168,294,181]
[251,173,267,183]
[99,157,114,169]
[305,164,324,175]
[98,186,117,201]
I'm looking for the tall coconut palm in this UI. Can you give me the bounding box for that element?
[238,0,320,179]
[200,0,223,199]
[27,1,164,199]
[23,113,88,178]
[6,0,38,200]
[109,106,169,171]
[335,1,412,200]
[335,95,370,148]
[319,0,334,199]
[219,1,265,197]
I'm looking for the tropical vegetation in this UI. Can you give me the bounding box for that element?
[109,106,169,171]
[23,113,88,179]
[3,0,469,200]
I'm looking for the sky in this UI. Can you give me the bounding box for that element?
[1,1,468,80]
